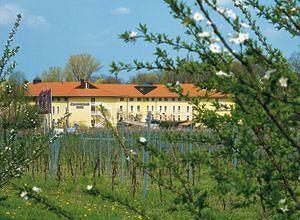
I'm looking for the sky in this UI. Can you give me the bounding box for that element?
[0,0,298,82]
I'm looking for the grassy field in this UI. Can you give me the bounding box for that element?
[0,128,262,219]
[0,174,261,220]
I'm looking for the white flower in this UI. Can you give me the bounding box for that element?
[20,191,28,200]
[129,31,137,39]
[263,69,276,79]
[238,32,249,42]
[209,43,221,53]
[32,186,42,194]
[233,0,243,6]
[290,7,296,13]
[230,32,249,44]
[216,7,225,14]
[130,149,138,155]
[226,9,237,19]
[280,205,289,213]
[126,156,130,161]
[175,81,180,86]
[216,71,231,77]
[279,77,288,87]
[87,185,93,190]
[210,37,221,43]
[279,198,286,204]
[207,20,212,26]
[241,22,250,28]
[139,137,147,144]
[198,31,210,38]
[193,12,204,22]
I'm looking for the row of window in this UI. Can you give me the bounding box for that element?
[120,105,191,113]
[120,97,182,102]
[53,97,68,102]
[53,97,183,103]
[52,106,68,114]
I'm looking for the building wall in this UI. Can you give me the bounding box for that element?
[48,96,234,128]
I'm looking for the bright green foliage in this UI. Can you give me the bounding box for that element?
[64,54,100,81]
[0,15,53,189]
[41,67,64,82]
[110,0,300,218]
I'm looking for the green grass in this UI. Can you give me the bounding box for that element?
[0,171,262,220]
[0,131,263,219]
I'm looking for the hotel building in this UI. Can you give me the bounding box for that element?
[27,80,232,128]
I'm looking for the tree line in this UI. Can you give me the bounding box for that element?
[9,52,300,85]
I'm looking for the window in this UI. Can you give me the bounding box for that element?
[65,107,68,113]
[187,115,190,121]
[91,97,95,104]
[178,106,181,113]
[151,98,155,101]
[178,98,182,101]
[129,98,134,101]
[131,106,134,112]
[146,98,149,101]
[91,120,95,127]
[187,106,190,113]
[120,97,124,101]
[57,106,60,114]
[159,115,162,120]
[178,115,181,121]
[64,97,68,102]
[151,106,154,111]
[52,106,55,114]
[159,106,162,112]
[120,106,123,112]
[164,106,167,112]
[52,119,56,125]
[172,98,175,101]
[158,98,162,101]
[91,106,96,114]
[173,106,175,113]
[137,106,140,112]
[137,98,141,101]
[164,98,168,101]
[57,97,61,101]
[147,106,149,111]
[173,115,175,121]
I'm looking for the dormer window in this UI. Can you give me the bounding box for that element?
[135,83,157,95]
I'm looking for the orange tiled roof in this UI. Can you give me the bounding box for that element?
[27,82,225,98]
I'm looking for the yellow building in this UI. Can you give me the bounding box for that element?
[28,80,233,128]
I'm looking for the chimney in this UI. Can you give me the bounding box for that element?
[80,79,85,87]
[33,77,42,84]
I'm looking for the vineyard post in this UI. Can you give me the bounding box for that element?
[98,128,102,176]
[120,120,125,183]
[50,140,56,179]
[188,124,193,181]
[106,129,110,175]
[143,112,151,198]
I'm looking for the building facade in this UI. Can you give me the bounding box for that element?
[28,81,233,128]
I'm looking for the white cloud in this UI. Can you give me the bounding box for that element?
[0,4,22,26]
[0,4,47,29]
[26,15,47,28]
[112,7,131,15]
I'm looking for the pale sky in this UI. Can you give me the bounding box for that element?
[0,0,298,81]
